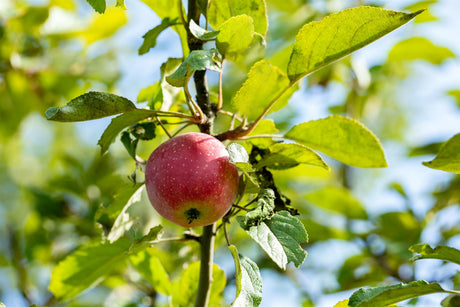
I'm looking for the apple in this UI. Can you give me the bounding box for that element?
[145,132,240,227]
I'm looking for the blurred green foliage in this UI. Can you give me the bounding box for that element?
[0,0,459,306]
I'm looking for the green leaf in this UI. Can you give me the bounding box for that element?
[129,250,172,295]
[304,186,367,219]
[338,255,387,290]
[120,131,138,159]
[333,300,350,307]
[116,0,126,9]
[238,188,276,229]
[49,226,163,301]
[107,186,144,243]
[379,211,421,243]
[139,17,180,55]
[266,211,308,267]
[166,49,221,87]
[97,109,156,154]
[403,1,438,23]
[287,6,423,82]
[46,91,136,122]
[130,122,156,140]
[137,82,163,107]
[49,238,131,300]
[448,89,460,108]
[256,143,329,170]
[410,244,460,265]
[245,119,278,148]
[388,37,454,64]
[208,0,268,37]
[239,211,308,269]
[228,245,263,307]
[442,294,460,307]
[423,133,460,174]
[285,115,387,168]
[232,60,292,121]
[227,142,249,163]
[172,262,226,306]
[140,0,189,56]
[217,15,254,56]
[160,58,184,110]
[86,0,106,13]
[189,19,220,40]
[81,8,128,44]
[348,280,457,307]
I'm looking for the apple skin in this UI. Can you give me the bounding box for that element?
[144,132,239,227]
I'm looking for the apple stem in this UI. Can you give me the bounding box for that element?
[194,223,216,307]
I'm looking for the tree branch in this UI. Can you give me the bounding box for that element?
[185,2,217,307]
[194,223,216,307]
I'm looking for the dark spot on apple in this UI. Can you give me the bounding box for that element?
[185,208,200,224]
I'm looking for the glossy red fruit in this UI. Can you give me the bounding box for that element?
[145,132,239,227]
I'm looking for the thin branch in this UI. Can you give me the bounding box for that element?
[223,222,231,246]
[238,134,284,140]
[232,204,250,211]
[184,81,206,123]
[217,64,224,111]
[215,82,295,141]
[242,83,293,136]
[172,122,194,137]
[156,115,173,138]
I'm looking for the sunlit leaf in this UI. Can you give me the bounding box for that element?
[107,185,144,243]
[208,0,268,37]
[232,60,292,121]
[217,15,254,56]
[388,37,454,64]
[46,92,136,122]
[245,119,278,148]
[97,109,156,154]
[137,82,163,109]
[256,143,329,170]
[82,7,127,44]
[49,238,131,300]
[189,19,220,40]
[166,49,221,87]
[285,115,387,168]
[130,250,172,295]
[305,186,367,219]
[287,6,423,82]
[139,17,180,55]
[348,280,457,307]
[403,0,438,23]
[140,0,189,55]
[423,133,460,174]
[49,226,163,300]
[334,300,349,307]
[228,245,263,307]
[410,244,460,265]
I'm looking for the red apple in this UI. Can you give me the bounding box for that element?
[145,132,239,227]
